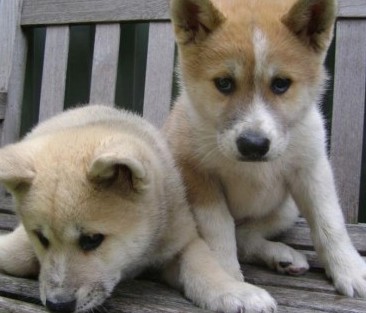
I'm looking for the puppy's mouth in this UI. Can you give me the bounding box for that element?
[238,155,269,162]
[43,283,112,313]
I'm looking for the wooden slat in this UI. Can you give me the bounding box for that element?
[38,26,69,122]
[21,0,170,26]
[330,20,366,224]
[265,285,366,313]
[143,22,175,128]
[0,0,19,95]
[0,272,211,313]
[244,265,335,294]
[2,266,365,313]
[0,213,18,231]
[338,0,366,18]
[277,221,366,254]
[0,0,27,146]
[0,297,46,313]
[89,23,120,104]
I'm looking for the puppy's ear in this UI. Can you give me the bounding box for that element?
[0,145,35,193]
[88,151,149,193]
[282,0,337,52]
[170,0,225,44]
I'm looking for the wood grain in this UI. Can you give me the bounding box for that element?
[143,22,175,128]
[0,0,27,146]
[1,265,365,313]
[265,284,366,313]
[0,0,19,95]
[338,0,366,18]
[38,26,70,122]
[0,297,46,313]
[21,0,170,26]
[277,220,366,254]
[90,23,120,104]
[0,213,18,231]
[330,20,366,224]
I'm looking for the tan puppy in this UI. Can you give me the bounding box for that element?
[0,105,277,313]
[166,0,366,299]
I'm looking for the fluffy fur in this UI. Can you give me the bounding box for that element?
[166,0,366,300]
[0,105,277,313]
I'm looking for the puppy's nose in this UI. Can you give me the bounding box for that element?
[45,299,77,313]
[236,132,270,160]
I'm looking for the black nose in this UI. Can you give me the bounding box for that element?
[236,132,270,160]
[46,299,77,313]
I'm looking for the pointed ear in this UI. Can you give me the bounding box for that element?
[170,0,225,44]
[0,145,35,193]
[88,151,149,193]
[282,0,337,52]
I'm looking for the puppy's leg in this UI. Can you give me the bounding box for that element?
[163,237,277,313]
[184,167,243,281]
[236,199,309,275]
[0,225,39,277]
[289,156,366,298]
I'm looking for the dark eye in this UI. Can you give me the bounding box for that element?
[214,77,235,94]
[34,231,50,249]
[79,234,105,251]
[271,77,292,95]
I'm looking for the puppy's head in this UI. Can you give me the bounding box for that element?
[0,129,164,312]
[171,0,336,161]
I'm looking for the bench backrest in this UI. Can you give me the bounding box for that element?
[0,0,365,224]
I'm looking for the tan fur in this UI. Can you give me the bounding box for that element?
[0,105,276,313]
[167,0,366,301]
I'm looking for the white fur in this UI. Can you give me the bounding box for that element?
[0,104,277,313]
[167,0,366,301]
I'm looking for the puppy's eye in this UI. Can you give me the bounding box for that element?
[34,231,50,249]
[214,77,235,94]
[271,77,292,95]
[79,234,105,251]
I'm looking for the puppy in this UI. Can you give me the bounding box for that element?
[165,0,366,298]
[0,105,277,313]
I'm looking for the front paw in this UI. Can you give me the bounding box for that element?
[327,256,366,298]
[208,281,277,313]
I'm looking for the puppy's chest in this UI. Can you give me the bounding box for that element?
[219,164,288,220]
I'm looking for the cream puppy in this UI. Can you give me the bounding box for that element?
[0,105,276,313]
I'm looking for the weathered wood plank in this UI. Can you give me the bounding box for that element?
[143,22,175,128]
[0,0,27,146]
[244,264,335,293]
[0,195,13,213]
[0,213,18,231]
[0,296,46,313]
[0,0,20,95]
[89,23,120,104]
[0,272,210,313]
[38,26,69,122]
[1,266,365,313]
[21,0,170,26]
[330,20,366,224]
[265,285,366,313]
[0,273,39,301]
[277,221,366,254]
[338,0,366,18]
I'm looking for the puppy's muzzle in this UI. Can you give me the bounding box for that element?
[45,299,76,313]
[236,131,270,161]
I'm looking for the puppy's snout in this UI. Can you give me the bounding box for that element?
[45,299,76,313]
[236,131,270,160]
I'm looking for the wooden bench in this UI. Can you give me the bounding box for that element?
[0,0,365,312]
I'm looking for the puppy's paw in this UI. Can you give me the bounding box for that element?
[0,226,39,277]
[269,242,309,276]
[208,282,277,313]
[327,255,366,298]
